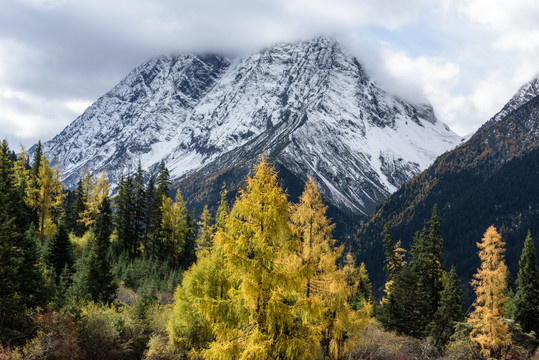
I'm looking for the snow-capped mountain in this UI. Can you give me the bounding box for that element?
[39,37,460,217]
[490,74,539,124]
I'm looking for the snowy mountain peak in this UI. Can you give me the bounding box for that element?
[39,37,460,217]
[491,74,539,124]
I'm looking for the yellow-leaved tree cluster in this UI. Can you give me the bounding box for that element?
[168,158,371,360]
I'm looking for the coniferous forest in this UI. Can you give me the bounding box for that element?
[2,139,539,359]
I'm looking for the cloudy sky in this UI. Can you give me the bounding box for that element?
[1,0,539,148]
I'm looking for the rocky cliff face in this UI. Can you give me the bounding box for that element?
[38,37,460,217]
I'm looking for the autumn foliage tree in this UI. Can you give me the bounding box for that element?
[468,225,511,360]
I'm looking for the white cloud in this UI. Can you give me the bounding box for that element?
[1,0,539,145]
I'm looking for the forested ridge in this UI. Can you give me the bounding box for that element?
[1,140,539,359]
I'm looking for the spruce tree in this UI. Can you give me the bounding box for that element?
[178,211,196,270]
[468,226,510,359]
[428,266,465,350]
[72,198,116,303]
[512,231,539,335]
[379,266,425,338]
[0,141,45,342]
[45,222,75,284]
[115,174,135,257]
[68,178,88,237]
[408,205,445,336]
[30,140,42,181]
[133,162,146,256]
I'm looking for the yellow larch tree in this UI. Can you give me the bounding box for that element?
[468,225,511,360]
[160,190,189,262]
[13,145,30,193]
[206,157,320,359]
[26,156,66,239]
[169,184,233,358]
[291,178,368,359]
[80,170,110,227]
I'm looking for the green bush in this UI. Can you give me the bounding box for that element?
[77,302,148,360]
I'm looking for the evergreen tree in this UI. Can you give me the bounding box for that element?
[468,226,510,360]
[133,162,146,256]
[143,172,156,253]
[0,141,45,342]
[428,266,465,350]
[115,174,136,257]
[178,211,196,270]
[72,198,116,303]
[45,222,75,284]
[12,146,30,203]
[156,161,170,199]
[512,231,539,335]
[379,266,425,338]
[408,205,445,336]
[67,178,88,236]
[30,140,42,181]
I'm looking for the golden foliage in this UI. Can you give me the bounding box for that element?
[468,226,510,360]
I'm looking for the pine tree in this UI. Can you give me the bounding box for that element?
[468,226,510,360]
[512,231,539,335]
[428,266,465,350]
[45,222,75,284]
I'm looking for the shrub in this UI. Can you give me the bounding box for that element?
[21,312,84,360]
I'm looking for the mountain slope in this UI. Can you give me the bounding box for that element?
[357,88,539,300]
[38,37,460,220]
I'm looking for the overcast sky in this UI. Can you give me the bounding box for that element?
[2,0,539,148]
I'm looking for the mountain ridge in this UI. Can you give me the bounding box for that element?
[36,37,460,218]
[357,89,539,300]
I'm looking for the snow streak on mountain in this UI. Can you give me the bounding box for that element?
[39,37,460,216]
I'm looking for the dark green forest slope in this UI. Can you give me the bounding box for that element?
[357,95,539,301]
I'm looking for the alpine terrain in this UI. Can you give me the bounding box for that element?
[357,74,539,300]
[36,37,460,221]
